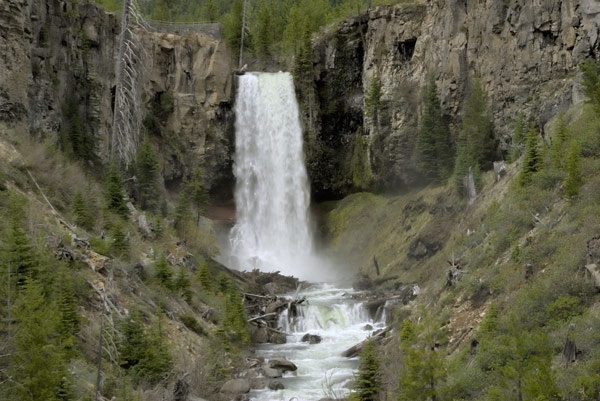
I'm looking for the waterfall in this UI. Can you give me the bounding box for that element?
[229,72,317,279]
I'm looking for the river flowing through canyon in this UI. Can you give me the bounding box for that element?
[226,72,380,400]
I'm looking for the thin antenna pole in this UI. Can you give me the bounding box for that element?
[238,0,248,69]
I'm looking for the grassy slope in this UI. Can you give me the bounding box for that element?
[324,103,600,399]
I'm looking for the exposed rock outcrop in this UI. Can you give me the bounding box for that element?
[308,0,600,197]
[0,0,234,193]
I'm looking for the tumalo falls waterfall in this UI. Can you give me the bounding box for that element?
[229,71,318,280]
[227,72,384,400]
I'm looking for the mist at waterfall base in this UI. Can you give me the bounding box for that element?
[226,71,340,283]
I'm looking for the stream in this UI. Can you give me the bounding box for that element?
[249,284,384,401]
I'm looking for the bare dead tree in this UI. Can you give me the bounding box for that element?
[111,0,148,166]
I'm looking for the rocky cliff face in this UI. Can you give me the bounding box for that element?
[309,0,600,198]
[0,0,234,193]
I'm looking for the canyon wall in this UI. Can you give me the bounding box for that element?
[0,0,234,193]
[308,0,600,198]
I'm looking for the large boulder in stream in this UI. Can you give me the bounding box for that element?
[268,357,298,372]
[220,378,251,395]
[301,333,322,344]
[261,364,283,378]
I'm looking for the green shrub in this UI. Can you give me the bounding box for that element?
[180,313,206,336]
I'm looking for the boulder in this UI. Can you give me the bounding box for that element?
[301,333,322,344]
[268,381,285,390]
[268,357,297,372]
[220,378,250,395]
[261,364,282,378]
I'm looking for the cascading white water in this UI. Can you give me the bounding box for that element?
[251,285,385,401]
[230,72,317,279]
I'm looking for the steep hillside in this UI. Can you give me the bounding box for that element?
[324,100,600,400]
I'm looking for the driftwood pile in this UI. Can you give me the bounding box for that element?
[243,287,306,344]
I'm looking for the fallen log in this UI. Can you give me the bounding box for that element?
[248,312,278,323]
[342,327,391,358]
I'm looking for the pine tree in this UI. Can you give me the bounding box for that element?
[365,75,383,122]
[62,95,98,164]
[55,267,80,350]
[354,338,381,401]
[134,136,160,211]
[509,113,527,162]
[110,220,129,258]
[563,140,582,198]
[254,0,274,57]
[184,168,209,226]
[579,59,600,116]
[196,260,212,292]
[72,190,93,230]
[223,281,249,344]
[453,79,495,195]
[397,319,446,401]
[105,161,129,218]
[519,127,542,186]
[417,74,452,183]
[119,311,172,385]
[9,278,69,401]
[351,130,373,190]
[221,0,246,59]
[1,196,38,286]
[550,113,569,169]
[173,267,192,302]
[154,255,173,288]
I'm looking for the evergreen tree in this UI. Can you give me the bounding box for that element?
[365,74,383,122]
[519,127,542,186]
[9,278,70,401]
[72,190,93,230]
[550,113,569,169]
[453,79,495,194]
[1,196,37,286]
[184,168,209,226]
[134,136,160,211]
[509,113,527,162]
[202,0,219,21]
[417,74,452,183]
[154,255,173,288]
[350,131,373,190]
[354,338,381,401]
[110,220,129,258]
[222,281,250,344]
[62,95,98,164]
[221,0,246,59]
[55,267,80,350]
[119,310,172,385]
[173,267,192,302]
[397,319,446,401]
[563,140,582,198]
[292,25,314,95]
[579,59,600,116]
[254,0,274,57]
[196,260,212,292]
[105,161,129,218]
